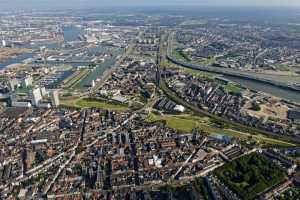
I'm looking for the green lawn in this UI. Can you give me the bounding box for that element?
[146,113,200,133]
[274,64,290,71]
[193,56,216,66]
[60,98,128,111]
[183,68,215,80]
[215,153,287,200]
[172,49,190,62]
[224,83,242,93]
[166,117,199,133]
[146,113,295,147]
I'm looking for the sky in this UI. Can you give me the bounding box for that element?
[1,0,300,10]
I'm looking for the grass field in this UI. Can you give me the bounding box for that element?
[146,113,296,147]
[193,56,216,66]
[172,49,190,62]
[224,83,242,93]
[274,64,290,71]
[215,153,287,200]
[183,68,216,80]
[60,97,129,111]
[147,113,200,133]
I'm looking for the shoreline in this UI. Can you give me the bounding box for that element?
[167,55,300,104]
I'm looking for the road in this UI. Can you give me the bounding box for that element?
[157,32,300,145]
[166,32,300,94]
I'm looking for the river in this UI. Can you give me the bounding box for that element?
[0,52,34,69]
[224,75,300,103]
[63,26,82,42]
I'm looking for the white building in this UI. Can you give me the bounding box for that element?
[40,87,47,97]
[22,76,33,88]
[8,79,18,92]
[2,40,12,47]
[37,103,51,109]
[31,88,42,106]
[51,90,60,107]
[12,101,32,108]
[91,80,96,88]
[174,105,185,112]
[30,139,48,145]
[112,95,127,104]
[2,40,6,47]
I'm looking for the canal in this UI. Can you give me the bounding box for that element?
[76,48,123,89]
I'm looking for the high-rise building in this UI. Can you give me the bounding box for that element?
[22,76,33,88]
[31,88,42,106]
[40,87,47,97]
[8,79,18,91]
[1,40,12,47]
[91,80,96,88]
[51,90,60,107]
[2,40,6,47]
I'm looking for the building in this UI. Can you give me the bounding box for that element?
[9,79,18,92]
[2,40,6,47]
[0,93,9,100]
[1,40,13,47]
[2,40,14,47]
[91,80,96,88]
[288,109,300,125]
[40,87,47,97]
[210,134,231,144]
[112,95,127,104]
[22,76,33,88]
[11,101,32,108]
[37,103,51,108]
[174,105,185,112]
[31,88,42,106]
[51,90,60,107]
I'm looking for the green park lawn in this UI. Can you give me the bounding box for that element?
[224,83,242,93]
[60,97,128,111]
[146,113,296,147]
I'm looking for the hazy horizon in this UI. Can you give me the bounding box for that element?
[1,0,300,10]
